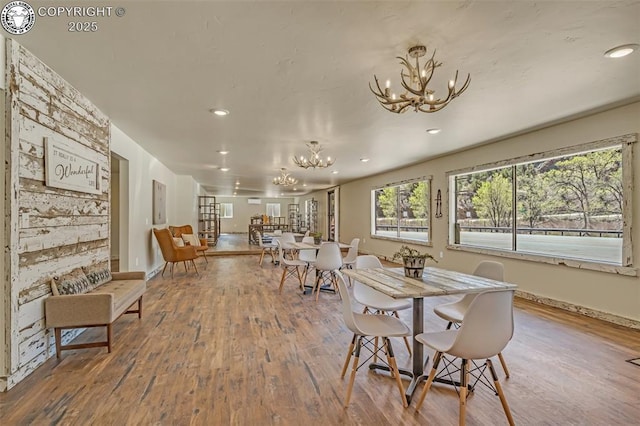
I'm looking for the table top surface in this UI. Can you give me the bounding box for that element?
[342,267,517,299]
[281,241,351,250]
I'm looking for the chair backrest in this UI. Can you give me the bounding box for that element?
[314,242,343,271]
[273,229,283,236]
[458,261,506,306]
[448,289,515,360]
[304,230,310,237]
[299,237,316,262]
[343,238,360,262]
[353,255,388,305]
[168,224,194,238]
[473,261,504,281]
[253,229,265,247]
[334,271,362,335]
[281,232,296,243]
[355,254,382,269]
[153,228,178,262]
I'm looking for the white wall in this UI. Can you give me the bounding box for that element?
[175,175,199,232]
[339,102,640,322]
[215,196,296,233]
[110,124,179,275]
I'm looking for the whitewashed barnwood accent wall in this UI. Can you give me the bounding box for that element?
[2,39,110,390]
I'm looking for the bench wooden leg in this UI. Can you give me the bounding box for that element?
[54,328,62,359]
[107,324,112,353]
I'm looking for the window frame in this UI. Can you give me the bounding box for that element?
[446,133,636,276]
[219,202,233,219]
[370,176,432,246]
[266,203,281,218]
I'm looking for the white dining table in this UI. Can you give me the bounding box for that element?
[342,266,517,403]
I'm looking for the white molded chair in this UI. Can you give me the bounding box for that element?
[298,236,317,283]
[255,230,277,266]
[342,238,360,269]
[415,289,516,426]
[353,255,412,357]
[312,242,343,302]
[335,271,410,408]
[276,239,306,293]
[433,260,510,377]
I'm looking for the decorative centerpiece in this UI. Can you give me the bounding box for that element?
[392,245,436,278]
[311,232,323,245]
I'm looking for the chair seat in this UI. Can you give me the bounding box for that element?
[283,259,308,267]
[415,330,457,353]
[353,312,411,337]
[355,292,412,312]
[433,301,466,323]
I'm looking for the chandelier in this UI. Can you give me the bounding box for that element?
[369,45,470,114]
[272,168,298,186]
[292,141,335,169]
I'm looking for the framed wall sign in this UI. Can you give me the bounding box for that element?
[44,137,101,195]
[153,180,167,224]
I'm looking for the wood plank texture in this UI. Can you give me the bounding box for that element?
[1,255,638,424]
[2,39,110,387]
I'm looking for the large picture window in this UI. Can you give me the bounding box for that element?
[371,178,431,243]
[220,203,233,218]
[449,134,635,268]
[266,203,281,217]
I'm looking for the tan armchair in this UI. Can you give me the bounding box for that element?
[169,224,209,263]
[153,228,199,278]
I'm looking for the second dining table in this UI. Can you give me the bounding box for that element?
[342,266,517,403]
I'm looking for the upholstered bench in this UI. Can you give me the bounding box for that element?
[45,265,147,358]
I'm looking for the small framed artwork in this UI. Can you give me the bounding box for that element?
[152,180,166,224]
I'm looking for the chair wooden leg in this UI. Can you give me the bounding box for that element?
[54,328,62,359]
[183,261,188,273]
[203,252,208,263]
[488,359,515,425]
[498,352,510,378]
[138,296,143,319]
[171,262,175,278]
[191,259,199,275]
[415,351,442,411]
[344,336,362,408]
[392,311,412,356]
[341,334,356,378]
[278,268,287,294]
[295,267,303,289]
[161,262,168,277]
[315,274,322,302]
[259,250,265,266]
[373,336,379,363]
[459,359,469,426]
[384,338,408,407]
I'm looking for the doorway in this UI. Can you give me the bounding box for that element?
[110,153,129,272]
[327,188,339,242]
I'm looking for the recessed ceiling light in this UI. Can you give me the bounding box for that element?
[293,188,297,191]
[235,181,240,185]
[302,184,307,187]
[360,158,370,162]
[211,109,229,116]
[331,170,339,174]
[217,150,229,155]
[604,44,639,58]
[426,128,441,134]
[220,167,230,172]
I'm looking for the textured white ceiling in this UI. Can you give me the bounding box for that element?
[16,0,640,196]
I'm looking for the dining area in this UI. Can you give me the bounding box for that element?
[2,244,638,425]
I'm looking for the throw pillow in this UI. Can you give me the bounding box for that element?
[52,268,94,295]
[182,233,200,247]
[173,237,185,247]
[82,263,112,287]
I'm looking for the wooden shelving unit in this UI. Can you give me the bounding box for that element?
[198,196,220,246]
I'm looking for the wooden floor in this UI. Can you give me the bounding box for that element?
[1,254,639,425]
